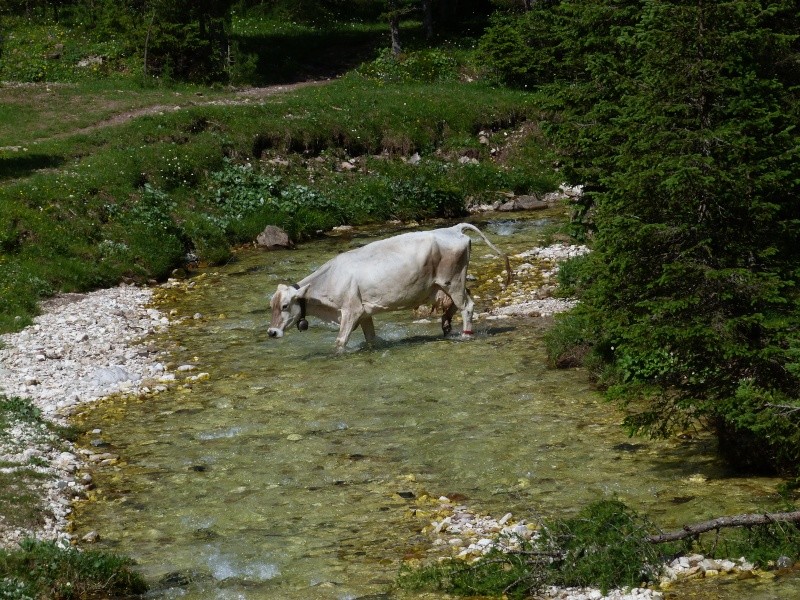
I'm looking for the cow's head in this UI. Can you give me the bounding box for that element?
[268,283,309,338]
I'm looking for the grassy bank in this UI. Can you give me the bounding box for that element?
[0,74,557,333]
[0,539,146,599]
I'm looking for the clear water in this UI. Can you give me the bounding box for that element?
[72,217,800,599]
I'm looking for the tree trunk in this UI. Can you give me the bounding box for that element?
[647,510,800,544]
[422,0,433,39]
[390,14,402,56]
[143,10,156,78]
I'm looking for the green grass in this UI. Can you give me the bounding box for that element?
[0,74,558,333]
[0,539,147,600]
[0,16,136,83]
[0,79,234,148]
[0,396,43,428]
[0,397,52,531]
[0,470,48,532]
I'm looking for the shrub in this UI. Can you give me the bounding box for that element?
[543,500,662,593]
[357,48,459,84]
[399,500,664,598]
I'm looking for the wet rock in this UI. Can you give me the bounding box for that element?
[256,225,292,249]
[81,530,99,543]
[498,195,549,212]
[156,569,213,589]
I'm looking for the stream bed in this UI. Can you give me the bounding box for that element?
[72,217,800,599]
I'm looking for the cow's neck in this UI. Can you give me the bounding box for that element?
[295,270,339,322]
[290,283,308,324]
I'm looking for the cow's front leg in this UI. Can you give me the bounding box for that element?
[360,316,376,345]
[335,309,363,350]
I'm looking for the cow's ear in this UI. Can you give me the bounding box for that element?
[295,284,310,298]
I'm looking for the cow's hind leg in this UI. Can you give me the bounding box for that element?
[441,299,457,336]
[360,316,376,346]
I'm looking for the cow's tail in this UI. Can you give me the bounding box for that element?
[456,223,513,284]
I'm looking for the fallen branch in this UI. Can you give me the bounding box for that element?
[647,510,800,544]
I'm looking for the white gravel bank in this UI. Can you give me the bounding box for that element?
[0,284,170,549]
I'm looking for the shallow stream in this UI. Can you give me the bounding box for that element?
[72,216,800,599]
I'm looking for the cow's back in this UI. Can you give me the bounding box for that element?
[324,229,469,312]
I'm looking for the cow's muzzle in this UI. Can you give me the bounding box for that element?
[267,328,283,338]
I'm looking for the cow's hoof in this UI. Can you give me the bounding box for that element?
[461,330,474,338]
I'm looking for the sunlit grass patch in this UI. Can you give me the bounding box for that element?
[0,539,147,600]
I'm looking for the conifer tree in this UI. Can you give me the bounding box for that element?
[540,0,643,235]
[553,0,800,473]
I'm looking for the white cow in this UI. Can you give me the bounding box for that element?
[267,223,511,349]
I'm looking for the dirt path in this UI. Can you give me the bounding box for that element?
[64,79,330,139]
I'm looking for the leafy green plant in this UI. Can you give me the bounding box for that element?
[0,396,41,428]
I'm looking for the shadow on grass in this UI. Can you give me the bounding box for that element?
[0,154,65,180]
[234,28,386,84]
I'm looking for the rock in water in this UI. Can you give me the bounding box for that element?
[256,225,292,250]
